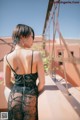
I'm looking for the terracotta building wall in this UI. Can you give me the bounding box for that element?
[0,37,13,71]
[45,41,80,86]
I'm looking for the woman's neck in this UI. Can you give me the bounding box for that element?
[15,45,29,50]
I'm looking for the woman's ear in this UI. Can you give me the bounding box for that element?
[19,36,25,47]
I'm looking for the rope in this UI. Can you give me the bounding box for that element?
[59,34,70,94]
[0,38,14,62]
[49,1,60,75]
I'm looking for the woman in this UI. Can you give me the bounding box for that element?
[4,24,45,120]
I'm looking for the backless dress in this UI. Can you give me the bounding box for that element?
[6,51,38,120]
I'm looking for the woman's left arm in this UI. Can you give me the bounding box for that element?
[3,55,13,89]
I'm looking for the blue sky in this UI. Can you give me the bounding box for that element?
[0,0,80,39]
[59,2,80,39]
[0,0,48,37]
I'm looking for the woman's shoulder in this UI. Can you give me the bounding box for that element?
[4,51,15,60]
[33,50,42,61]
[33,50,41,56]
[4,53,11,63]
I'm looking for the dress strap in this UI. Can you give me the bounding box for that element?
[31,51,33,74]
[6,55,16,74]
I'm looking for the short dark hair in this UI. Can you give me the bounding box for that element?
[12,24,35,45]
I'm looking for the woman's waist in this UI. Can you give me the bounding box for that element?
[11,85,38,95]
[14,82,36,87]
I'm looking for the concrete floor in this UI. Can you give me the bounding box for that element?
[38,75,80,120]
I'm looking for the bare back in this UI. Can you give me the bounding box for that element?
[7,49,38,74]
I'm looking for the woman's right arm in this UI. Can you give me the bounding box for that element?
[37,52,45,93]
